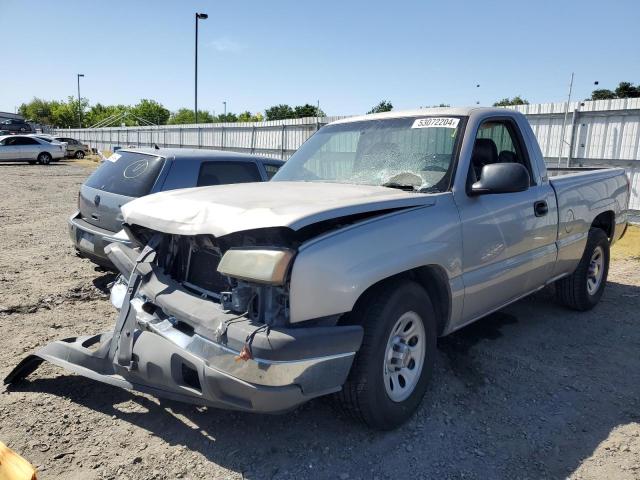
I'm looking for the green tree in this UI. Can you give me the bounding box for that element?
[130,99,170,125]
[39,96,90,128]
[49,101,75,128]
[237,111,264,122]
[86,103,130,127]
[614,82,640,99]
[217,112,239,123]
[168,109,214,124]
[492,96,529,107]
[168,108,194,124]
[18,98,57,125]
[265,104,294,121]
[367,100,393,114]
[237,111,252,122]
[293,104,325,118]
[589,82,640,100]
[590,89,616,100]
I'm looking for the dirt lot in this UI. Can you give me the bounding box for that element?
[1,161,639,480]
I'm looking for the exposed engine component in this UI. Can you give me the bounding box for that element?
[220,281,289,326]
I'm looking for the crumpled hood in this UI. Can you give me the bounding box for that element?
[121,181,435,237]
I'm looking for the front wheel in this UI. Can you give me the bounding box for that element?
[74,150,85,159]
[336,280,436,430]
[556,228,610,311]
[37,152,52,165]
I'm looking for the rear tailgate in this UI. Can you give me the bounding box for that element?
[80,151,166,232]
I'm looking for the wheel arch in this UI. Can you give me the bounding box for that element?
[591,210,615,241]
[342,264,452,336]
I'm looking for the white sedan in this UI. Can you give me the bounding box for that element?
[0,135,65,164]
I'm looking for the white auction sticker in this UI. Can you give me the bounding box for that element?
[107,153,121,163]
[412,117,460,129]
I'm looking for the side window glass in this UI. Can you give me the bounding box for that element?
[469,119,534,185]
[477,122,516,159]
[197,161,262,187]
[263,163,281,180]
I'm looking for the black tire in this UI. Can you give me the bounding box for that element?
[556,228,609,311]
[336,279,437,430]
[75,150,85,159]
[37,152,52,165]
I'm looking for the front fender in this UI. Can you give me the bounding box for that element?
[288,193,463,323]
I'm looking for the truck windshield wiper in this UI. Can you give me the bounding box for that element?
[382,182,439,193]
[381,182,419,192]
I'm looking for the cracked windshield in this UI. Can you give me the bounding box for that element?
[273,116,462,192]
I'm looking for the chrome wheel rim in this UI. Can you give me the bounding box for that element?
[587,246,604,295]
[383,311,426,402]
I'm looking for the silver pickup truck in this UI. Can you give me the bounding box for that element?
[6,107,630,430]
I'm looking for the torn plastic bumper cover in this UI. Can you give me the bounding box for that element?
[4,241,363,413]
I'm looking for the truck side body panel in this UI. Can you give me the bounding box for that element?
[449,110,559,331]
[289,193,464,325]
[550,169,629,278]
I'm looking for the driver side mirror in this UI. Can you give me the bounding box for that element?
[470,162,530,195]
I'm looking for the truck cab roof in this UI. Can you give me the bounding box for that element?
[329,106,520,125]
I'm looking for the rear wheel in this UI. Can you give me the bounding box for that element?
[37,152,52,165]
[74,150,85,159]
[556,228,609,311]
[336,279,437,430]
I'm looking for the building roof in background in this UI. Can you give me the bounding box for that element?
[0,112,25,121]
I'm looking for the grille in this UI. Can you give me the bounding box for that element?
[184,247,229,296]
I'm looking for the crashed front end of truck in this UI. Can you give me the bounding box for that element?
[4,220,364,413]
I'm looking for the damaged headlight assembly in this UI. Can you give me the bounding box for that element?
[216,248,295,325]
[217,248,294,285]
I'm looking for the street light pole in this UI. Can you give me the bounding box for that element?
[77,73,84,128]
[194,12,208,124]
[223,101,227,116]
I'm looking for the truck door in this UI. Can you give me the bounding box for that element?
[454,117,558,323]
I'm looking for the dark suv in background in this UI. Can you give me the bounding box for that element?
[0,118,34,133]
[69,148,283,267]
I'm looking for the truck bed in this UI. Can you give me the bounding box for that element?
[548,167,629,277]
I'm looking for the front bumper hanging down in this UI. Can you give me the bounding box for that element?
[4,242,363,413]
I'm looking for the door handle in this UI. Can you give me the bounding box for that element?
[534,200,548,217]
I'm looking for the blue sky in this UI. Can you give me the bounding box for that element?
[1,0,639,116]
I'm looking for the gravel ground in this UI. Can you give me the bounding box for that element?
[1,161,639,480]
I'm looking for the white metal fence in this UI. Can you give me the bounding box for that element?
[54,116,346,160]
[53,99,640,211]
